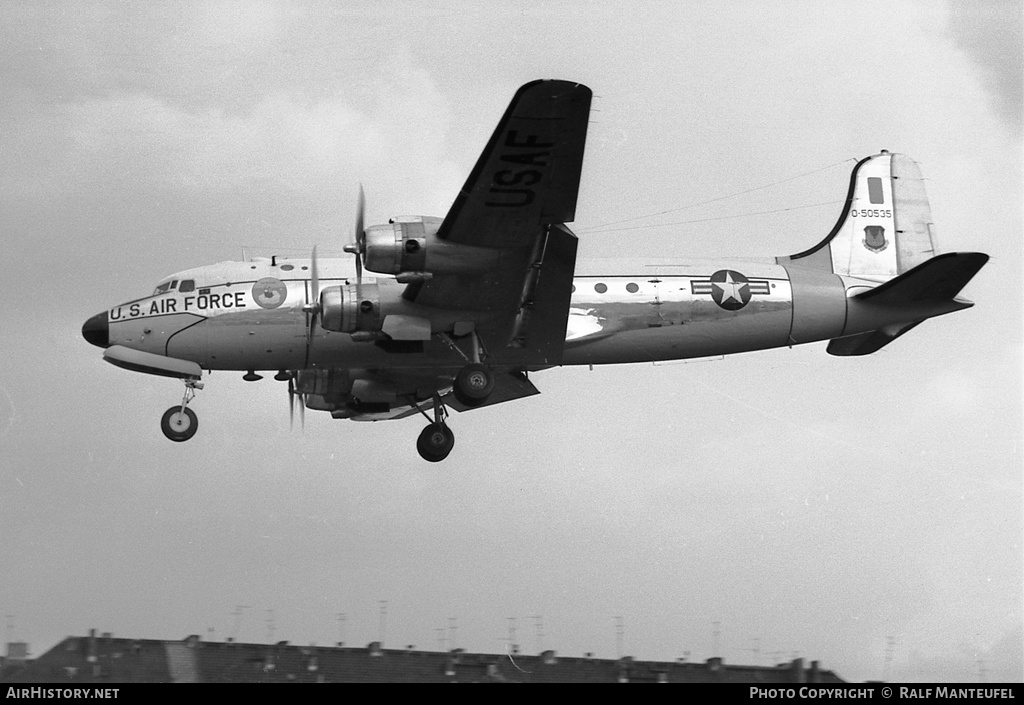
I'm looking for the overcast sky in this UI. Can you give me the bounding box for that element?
[1,0,1021,683]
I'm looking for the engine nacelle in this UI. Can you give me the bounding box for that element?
[319,282,381,334]
[362,216,501,276]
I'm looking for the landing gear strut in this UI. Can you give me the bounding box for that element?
[415,393,455,462]
[161,379,203,442]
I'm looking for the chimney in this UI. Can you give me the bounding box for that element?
[790,657,805,683]
[706,657,723,672]
[367,641,382,657]
[541,649,557,665]
[87,629,97,663]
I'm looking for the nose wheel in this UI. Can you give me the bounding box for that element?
[161,379,203,442]
[161,406,198,442]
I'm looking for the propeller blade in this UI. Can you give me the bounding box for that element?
[287,375,306,432]
[354,185,365,286]
[303,246,322,367]
[310,244,320,306]
[288,377,296,430]
[355,184,365,249]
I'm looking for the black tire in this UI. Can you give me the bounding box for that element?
[161,406,199,442]
[453,363,494,406]
[416,422,455,462]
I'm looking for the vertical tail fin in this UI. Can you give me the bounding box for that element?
[778,151,938,282]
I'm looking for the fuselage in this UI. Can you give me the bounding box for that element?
[84,254,874,372]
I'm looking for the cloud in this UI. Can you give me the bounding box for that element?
[948,0,1024,136]
[2,64,465,215]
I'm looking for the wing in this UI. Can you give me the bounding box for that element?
[405,80,591,367]
[437,79,592,248]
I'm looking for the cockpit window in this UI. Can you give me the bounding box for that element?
[179,279,195,293]
[154,281,171,295]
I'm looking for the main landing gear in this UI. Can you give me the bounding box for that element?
[453,362,494,407]
[414,393,455,462]
[451,331,494,407]
[161,379,203,442]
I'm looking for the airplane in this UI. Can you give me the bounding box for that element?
[82,79,988,462]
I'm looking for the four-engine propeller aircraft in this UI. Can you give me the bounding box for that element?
[82,80,988,461]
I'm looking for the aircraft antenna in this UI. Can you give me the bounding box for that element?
[883,636,896,680]
[265,609,275,643]
[531,615,544,654]
[336,613,346,646]
[579,157,856,232]
[614,616,624,658]
[448,617,457,651]
[230,605,251,641]
[581,200,843,234]
[378,600,388,646]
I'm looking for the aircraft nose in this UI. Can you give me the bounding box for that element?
[82,311,109,348]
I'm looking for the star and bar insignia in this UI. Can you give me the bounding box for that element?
[691,270,770,310]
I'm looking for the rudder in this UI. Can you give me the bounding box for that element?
[778,151,938,282]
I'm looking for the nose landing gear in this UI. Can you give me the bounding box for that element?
[161,379,203,442]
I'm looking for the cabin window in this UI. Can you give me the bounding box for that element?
[280,264,294,271]
[867,177,884,204]
[594,283,607,294]
[626,283,639,293]
[179,279,195,293]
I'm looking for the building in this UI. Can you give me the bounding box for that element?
[1,630,844,683]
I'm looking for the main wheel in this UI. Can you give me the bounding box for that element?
[161,406,198,442]
[416,422,455,462]
[453,363,494,407]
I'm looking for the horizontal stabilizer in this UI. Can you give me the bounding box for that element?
[855,252,988,304]
[827,321,923,356]
[828,252,987,356]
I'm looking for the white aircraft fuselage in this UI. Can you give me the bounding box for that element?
[82,81,987,460]
[89,257,868,370]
